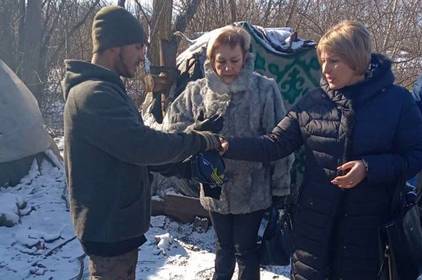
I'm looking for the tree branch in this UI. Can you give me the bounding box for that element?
[48,0,100,66]
[134,0,152,27]
[229,0,236,23]
[173,0,201,33]
[42,0,66,51]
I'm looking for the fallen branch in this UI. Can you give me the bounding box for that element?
[18,249,43,256]
[30,235,77,268]
[195,266,214,275]
[44,235,77,258]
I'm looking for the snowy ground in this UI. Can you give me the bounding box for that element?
[0,155,290,279]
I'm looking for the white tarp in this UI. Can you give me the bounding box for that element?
[0,59,50,163]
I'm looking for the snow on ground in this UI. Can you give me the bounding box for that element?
[0,157,290,279]
[0,159,83,279]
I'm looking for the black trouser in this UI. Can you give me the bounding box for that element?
[210,210,265,280]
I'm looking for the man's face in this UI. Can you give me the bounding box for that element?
[115,43,145,78]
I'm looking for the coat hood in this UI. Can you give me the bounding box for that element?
[322,53,395,106]
[320,53,395,162]
[61,59,125,100]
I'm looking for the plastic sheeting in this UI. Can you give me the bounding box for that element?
[0,60,50,163]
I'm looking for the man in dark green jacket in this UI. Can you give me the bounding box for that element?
[62,6,220,279]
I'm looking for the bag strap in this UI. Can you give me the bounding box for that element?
[257,211,270,242]
[388,164,414,219]
[378,171,404,280]
[377,228,394,280]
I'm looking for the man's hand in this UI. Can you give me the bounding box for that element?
[196,131,222,151]
[194,111,224,133]
[331,160,367,189]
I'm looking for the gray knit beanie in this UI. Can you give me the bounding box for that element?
[92,6,145,53]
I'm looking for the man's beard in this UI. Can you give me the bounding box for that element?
[117,52,134,78]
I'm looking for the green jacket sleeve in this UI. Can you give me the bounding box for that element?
[68,82,206,166]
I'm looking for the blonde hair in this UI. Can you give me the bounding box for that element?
[206,25,251,62]
[317,20,372,75]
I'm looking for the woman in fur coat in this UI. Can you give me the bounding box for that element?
[221,20,422,279]
[162,26,294,280]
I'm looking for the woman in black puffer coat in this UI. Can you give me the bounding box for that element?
[222,20,422,280]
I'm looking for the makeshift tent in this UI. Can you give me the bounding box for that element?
[0,59,61,187]
[146,22,321,199]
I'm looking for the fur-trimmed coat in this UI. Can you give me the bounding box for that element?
[162,54,294,214]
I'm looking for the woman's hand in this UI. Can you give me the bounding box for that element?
[219,137,229,155]
[331,160,367,189]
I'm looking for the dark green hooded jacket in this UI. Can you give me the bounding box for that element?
[62,60,206,247]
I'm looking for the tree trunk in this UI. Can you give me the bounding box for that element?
[285,0,298,27]
[20,0,43,105]
[17,0,25,71]
[0,1,18,70]
[229,0,236,23]
[150,0,173,65]
[173,0,201,39]
[144,0,174,120]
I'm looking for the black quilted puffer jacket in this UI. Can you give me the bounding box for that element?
[226,54,422,280]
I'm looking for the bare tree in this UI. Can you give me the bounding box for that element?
[186,0,421,88]
[18,0,100,109]
[133,0,201,114]
[1,0,420,124]
[20,0,43,102]
[0,1,19,70]
[229,0,237,22]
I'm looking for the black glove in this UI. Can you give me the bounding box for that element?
[202,184,222,200]
[194,111,224,133]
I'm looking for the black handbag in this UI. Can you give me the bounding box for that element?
[257,206,293,266]
[379,178,422,280]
